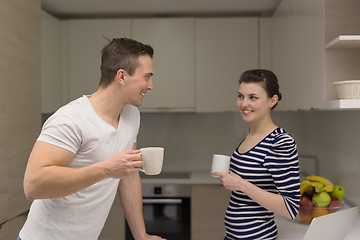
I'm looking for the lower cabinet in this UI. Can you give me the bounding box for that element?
[99,195,125,240]
[191,185,231,240]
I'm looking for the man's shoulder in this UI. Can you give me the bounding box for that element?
[48,96,88,123]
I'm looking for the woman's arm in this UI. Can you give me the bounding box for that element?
[210,171,292,218]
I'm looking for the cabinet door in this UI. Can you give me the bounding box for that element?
[132,18,195,112]
[272,0,324,110]
[191,185,230,240]
[68,19,132,101]
[195,18,259,112]
[99,196,125,240]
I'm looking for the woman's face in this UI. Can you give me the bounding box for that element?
[236,82,275,123]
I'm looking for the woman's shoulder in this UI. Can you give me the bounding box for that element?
[271,127,294,138]
[270,127,296,146]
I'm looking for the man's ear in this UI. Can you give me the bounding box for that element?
[116,69,126,84]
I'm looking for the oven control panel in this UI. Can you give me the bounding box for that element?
[154,187,162,195]
[142,184,190,197]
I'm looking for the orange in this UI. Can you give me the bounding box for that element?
[311,208,329,218]
[299,212,313,224]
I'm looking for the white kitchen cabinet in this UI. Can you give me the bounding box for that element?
[195,18,259,112]
[272,0,325,111]
[44,17,261,113]
[67,19,132,101]
[132,18,195,112]
[191,185,230,240]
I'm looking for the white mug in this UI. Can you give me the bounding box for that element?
[140,147,164,175]
[211,154,230,178]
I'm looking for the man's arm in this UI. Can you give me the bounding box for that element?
[24,140,142,200]
[119,143,165,240]
[118,172,146,239]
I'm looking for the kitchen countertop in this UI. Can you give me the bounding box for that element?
[140,171,222,185]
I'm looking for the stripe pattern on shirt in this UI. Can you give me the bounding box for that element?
[225,128,300,240]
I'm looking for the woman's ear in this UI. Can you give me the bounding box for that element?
[270,95,278,108]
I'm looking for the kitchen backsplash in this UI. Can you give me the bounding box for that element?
[136,111,304,172]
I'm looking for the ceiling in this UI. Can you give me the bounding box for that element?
[42,0,282,19]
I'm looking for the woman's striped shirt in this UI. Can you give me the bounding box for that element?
[224,127,300,240]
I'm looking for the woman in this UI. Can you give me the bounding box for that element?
[211,69,300,240]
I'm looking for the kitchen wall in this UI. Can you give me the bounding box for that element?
[301,110,360,206]
[0,0,41,239]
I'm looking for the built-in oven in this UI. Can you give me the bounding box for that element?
[125,173,191,240]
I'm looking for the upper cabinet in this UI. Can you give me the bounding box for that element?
[272,0,325,111]
[67,19,132,101]
[42,15,260,113]
[272,0,360,111]
[132,18,195,112]
[195,18,259,112]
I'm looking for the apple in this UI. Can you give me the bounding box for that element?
[328,197,342,213]
[330,185,345,200]
[312,192,331,207]
[300,196,314,214]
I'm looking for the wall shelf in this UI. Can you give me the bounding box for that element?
[325,35,360,49]
[325,35,360,109]
[325,99,360,109]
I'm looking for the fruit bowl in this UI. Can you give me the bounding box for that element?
[299,200,344,224]
[299,175,346,224]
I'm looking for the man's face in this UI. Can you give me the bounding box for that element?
[123,55,154,107]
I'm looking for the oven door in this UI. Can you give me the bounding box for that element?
[125,197,191,240]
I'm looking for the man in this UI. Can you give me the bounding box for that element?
[19,38,165,240]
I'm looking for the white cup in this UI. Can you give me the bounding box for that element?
[140,147,164,175]
[211,154,231,178]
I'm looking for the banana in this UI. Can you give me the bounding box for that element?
[306,175,334,192]
[300,180,313,196]
[310,181,324,193]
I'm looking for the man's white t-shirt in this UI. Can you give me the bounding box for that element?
[19,96,140,240]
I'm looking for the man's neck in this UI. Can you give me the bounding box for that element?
[88,87,126,129]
